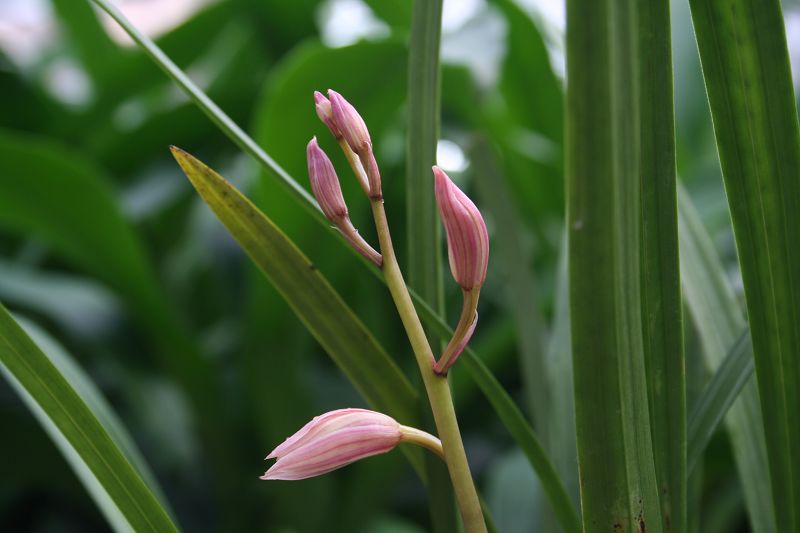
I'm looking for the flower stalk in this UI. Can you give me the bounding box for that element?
[370,198,487,532]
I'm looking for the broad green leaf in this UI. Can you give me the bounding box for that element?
[687,331,753,471]
[406,1,455,529]
[637,1,686,530]
[688,0,800,527]
[94,9,578,528]
[0,302,179,533]
[485,0,564,226]
[170,148,420,434]
[677,185,775,532]
[0,131,168,333]
[566,0,667,530]
[363,0,412,29]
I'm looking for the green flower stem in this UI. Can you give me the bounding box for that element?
[435,288,479,373]
[371,200,486,533]
[399,425,445,459]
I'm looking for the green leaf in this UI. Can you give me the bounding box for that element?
[637,1,686,530]
[363,0,412,29]
[11,316,173,529]
[406,1,455,529]
[688,0,800,527]
[169,148,420,435]
[406,0,444,321]
[687,331,753,471]
[0,131,168,333]
[677,185,775,532]
[566,0,667,530]
[0,302,179,533]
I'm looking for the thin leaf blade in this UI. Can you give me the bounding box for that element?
[0,303,179,533]
[687,331,753,471]
[170,148,420,430]
[677,185,775,532]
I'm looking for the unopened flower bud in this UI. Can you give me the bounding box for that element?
[262,409,402,480]
[324,90,382,199]
[307,138,382,266]
[307,137,347,221]
[328,89,371,154]
[433,166,489,291]
[314,91,341,139]
[261,409,443,480]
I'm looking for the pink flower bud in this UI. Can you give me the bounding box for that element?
[306,138,383,266]
[433,166,489,291]
[307,137,347,221]
[314,91,341,139]
[261,409,402,480]
[328,90,371,154]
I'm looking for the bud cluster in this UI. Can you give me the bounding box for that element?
[265,90,490,485]
[307,90,385,265]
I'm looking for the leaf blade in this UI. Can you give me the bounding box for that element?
[566,0,666,530]
[0,303,179,533]
[170,148,420,431]
[677,185,775,532]
[688,0,800,526]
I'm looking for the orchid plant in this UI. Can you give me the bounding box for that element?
[2,0,799,532]
[262,90,489,531]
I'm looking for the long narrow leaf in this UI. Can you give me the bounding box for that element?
[687,330,753,471]
[0,302,179,533]
[406,0,444,315]
[8,316,173,531]
[688,0,800,527]
[566,0,665,530]
[170,149,420,436]
[637,1,686,530]
[677,185,775,532]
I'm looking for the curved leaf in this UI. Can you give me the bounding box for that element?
[687,331,753,471]
[0,302,179,533]
[170,148,420,431]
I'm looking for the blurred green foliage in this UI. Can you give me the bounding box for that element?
[0,0,767,531]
